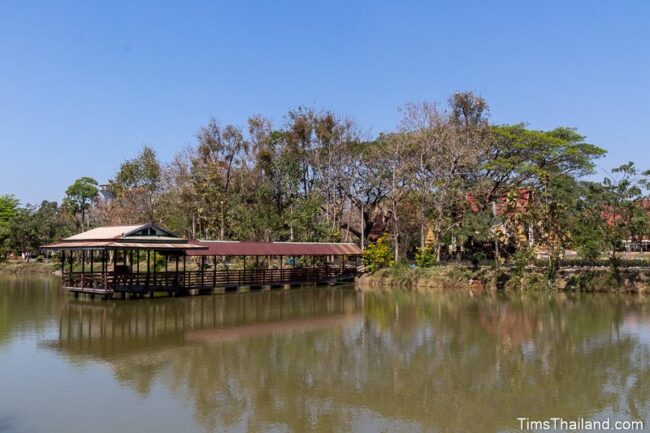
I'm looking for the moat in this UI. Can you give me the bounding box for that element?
[1,276,649,432]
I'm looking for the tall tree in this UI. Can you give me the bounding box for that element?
[64,177,98,231]
[0,194,20,259]
[111,146,162,223]
[193,119,249,239]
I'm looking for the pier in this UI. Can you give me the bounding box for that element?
[42,223,362,299]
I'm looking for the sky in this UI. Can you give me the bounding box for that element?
[1,0,649,205]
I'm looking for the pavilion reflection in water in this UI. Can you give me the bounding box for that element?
[49,288,364,360]
[43,289,650,433]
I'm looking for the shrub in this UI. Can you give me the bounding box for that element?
[363,234,394,273]
[415,247,436,267]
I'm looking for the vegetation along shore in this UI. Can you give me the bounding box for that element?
[1,92,649,291]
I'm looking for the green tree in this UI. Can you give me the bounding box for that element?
[111,146,162,223]
[482,125,606,272]
[64,177,98,231]
[574,163,650,273]
[0,194,20,259]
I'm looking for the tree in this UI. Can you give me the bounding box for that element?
[110,146,162,223]
[64,177,99,231]
[479,125,606,271]
[400,93,488,261]
[574,163,650,273]
[192,119,249,239]
[0,194,20,259]
[378,132,414,261]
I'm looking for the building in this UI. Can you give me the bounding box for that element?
[41,223,362,299]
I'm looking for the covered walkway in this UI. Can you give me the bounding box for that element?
[41,224,363,299]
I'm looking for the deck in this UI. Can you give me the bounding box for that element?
[62,266,359,298]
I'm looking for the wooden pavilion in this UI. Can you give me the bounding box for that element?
[41,223,362,299]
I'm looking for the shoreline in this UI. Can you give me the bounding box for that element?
[2,262,648,294]
[356,265,650,294]
[0,261,59,275]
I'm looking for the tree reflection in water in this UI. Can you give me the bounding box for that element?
[0,276,61,347]
[47,288,650,433]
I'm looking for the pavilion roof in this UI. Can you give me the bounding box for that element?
[185,240,363,257]
[41,241,203,250]
[41,223,204,251]
[40,224,362,255]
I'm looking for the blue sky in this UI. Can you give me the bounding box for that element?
[1,0,649,205]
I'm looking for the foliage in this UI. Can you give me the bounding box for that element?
[5,92,649,285]
[64,177,98,231]
[363,234,394,273]
[0,194,20,259]
[572,163,650,271]
[100,146,162,225]
[415,247,436,267]
[6,201,76,255]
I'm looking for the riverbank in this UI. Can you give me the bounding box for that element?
[356,265,650,293]
[0,261,59,275]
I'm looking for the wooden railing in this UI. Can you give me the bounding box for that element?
[62,272,111,289]
[62,266,358,292]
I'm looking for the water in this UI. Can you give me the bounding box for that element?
[1,276,649,433]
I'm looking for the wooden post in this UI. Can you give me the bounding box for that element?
[201,256,205,288]
[175,255,179,289]
[262,256,266,286]
[152,251,156,287]
[213,255,217,288]
[81,250,86,289]
[146,249,151,290]
[61,251,66,287]
[90,250,94,287]
[103,250,108,290]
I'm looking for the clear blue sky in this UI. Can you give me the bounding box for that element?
[2,0,649,205]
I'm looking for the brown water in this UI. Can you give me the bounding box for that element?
[1,276,649,433]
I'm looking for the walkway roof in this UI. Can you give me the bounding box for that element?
[186,240,362,256]
[40,224,362,255]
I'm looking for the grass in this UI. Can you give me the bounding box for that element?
[0,260,58,275]
[363,261,650,293]
[365,262,478,291]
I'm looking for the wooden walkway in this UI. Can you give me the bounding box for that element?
[63,266,359,298]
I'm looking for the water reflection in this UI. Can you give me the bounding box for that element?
[0,276,60,347]
[2,277,650,433]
